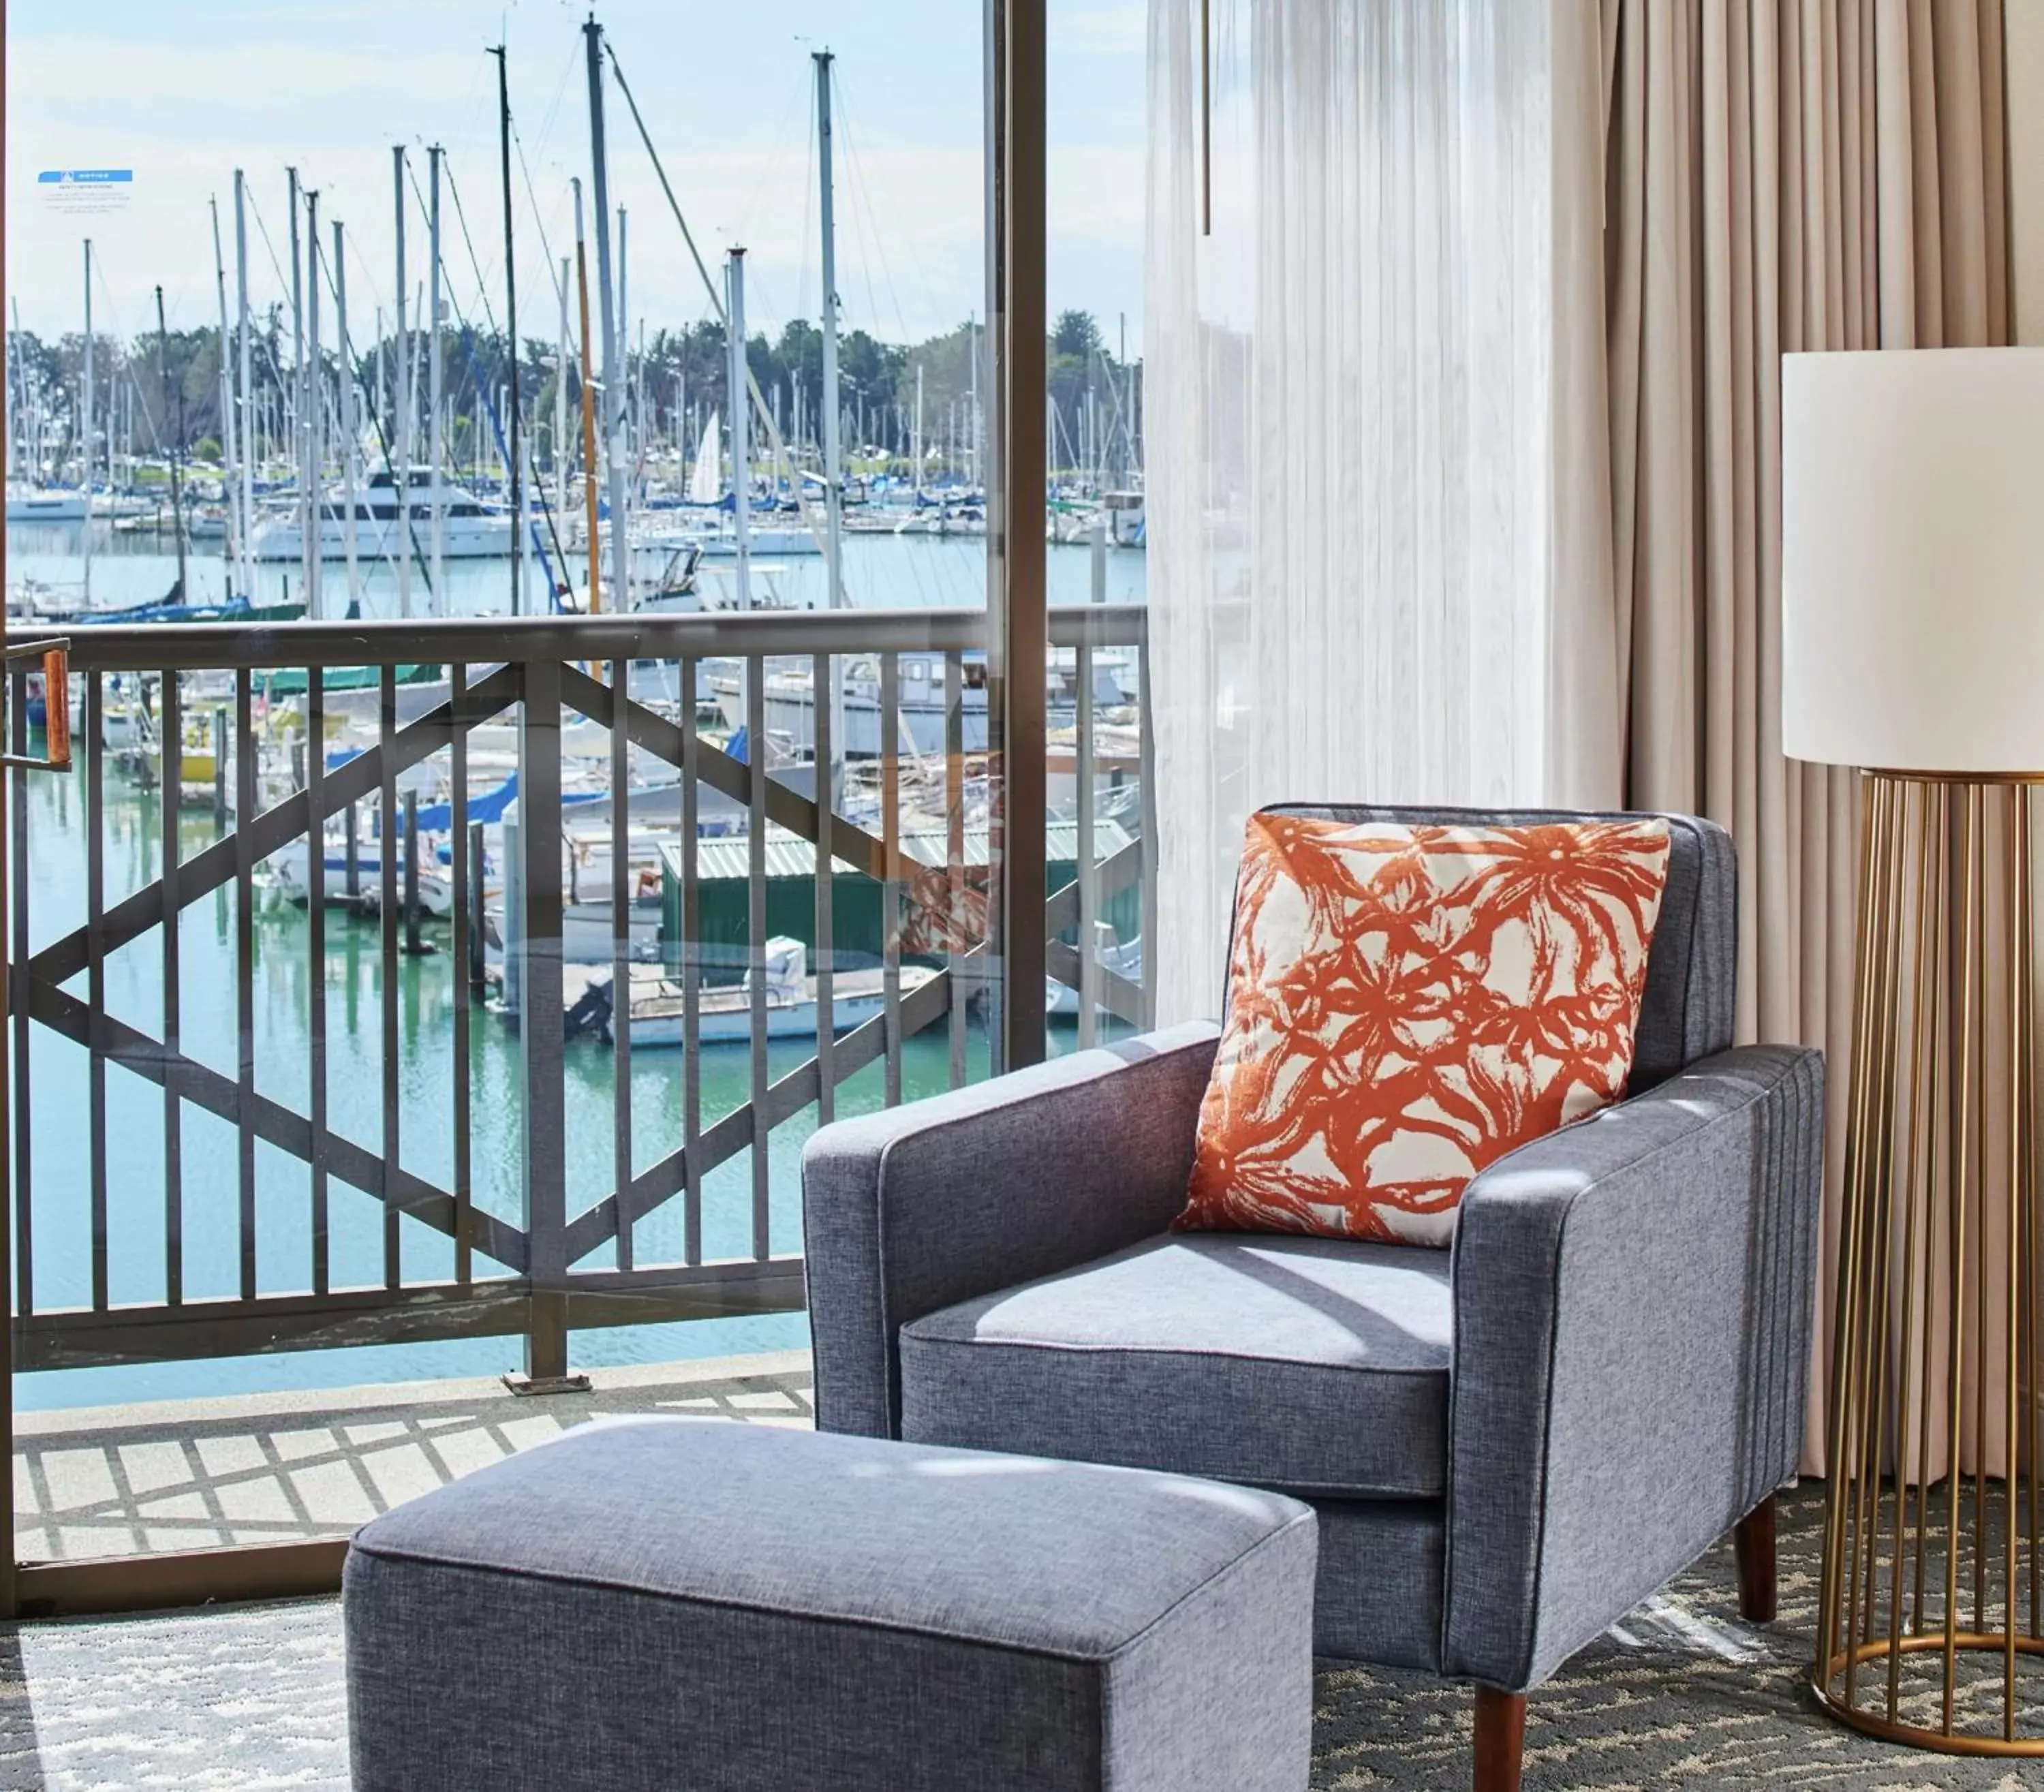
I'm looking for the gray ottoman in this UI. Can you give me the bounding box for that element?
[344,1417,1316,1792]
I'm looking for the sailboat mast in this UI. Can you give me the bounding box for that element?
[572,180,601,612]
[392,147,412,619]
[555,255,570,535]
[491,48,522,620]
[210,201,236,588]
[305,188,323,621]
[233,172,256,602]
[288,167,310,605]
[815,50,843,611]
[80,241,94,608]
[583,15,630,614]
[726,247,752,613]
[334,219,361,616]
[617,206,628,520]
[155,285,187,605]
[428,144,446,607]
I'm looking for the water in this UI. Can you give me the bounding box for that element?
[8,515,1149,617]
[7,522,1146,1411]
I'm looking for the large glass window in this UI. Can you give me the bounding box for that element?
[1,1,1061,1590]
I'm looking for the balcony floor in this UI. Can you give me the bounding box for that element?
[13,1349,816,1562]
[0,1382,2038,1789]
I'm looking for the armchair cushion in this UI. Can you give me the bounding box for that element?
[1179,812,1673,1245]
[899,1234,1452,1499]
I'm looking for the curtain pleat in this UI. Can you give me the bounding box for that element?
[1588,0,2011,1477]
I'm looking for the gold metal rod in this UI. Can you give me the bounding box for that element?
[1859,773,1908,1656]
[1848,775,1892,1688]
[1889,779,1936,1713]
[1945,779,1981,1734]
[1823,770,1888,1686]
[1833,771,1890,1700]
[2031,785,2043,1642]
[1975,786,1992,1637]
[1915,779,1949,1637]
[1814,1624,2044,1757]
[2022,783,2041,1641]
[2009,784,2025,1735]
[1856,771,1904,1693]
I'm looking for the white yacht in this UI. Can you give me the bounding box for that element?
[5,484,91,523]
[250,469,514,561]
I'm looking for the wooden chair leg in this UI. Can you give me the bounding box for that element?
[1735,1493,1777,1623]
[1473,1686,1526,1792]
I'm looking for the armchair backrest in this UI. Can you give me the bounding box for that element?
[1245,805,1736,1091]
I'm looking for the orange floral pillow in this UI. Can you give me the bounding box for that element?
[1179,813,1673,1246]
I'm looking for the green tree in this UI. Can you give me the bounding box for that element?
[1052,309,1102,358]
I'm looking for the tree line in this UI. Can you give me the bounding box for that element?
[6,307,1140,479]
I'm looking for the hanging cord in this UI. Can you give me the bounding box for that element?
[1201,0,1213,236]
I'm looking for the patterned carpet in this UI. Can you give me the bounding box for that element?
[0,1485,2037,1789]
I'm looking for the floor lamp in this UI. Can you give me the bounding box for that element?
[1787,347,2044,1754]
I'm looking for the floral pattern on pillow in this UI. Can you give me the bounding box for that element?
[1179,813,1672,1246]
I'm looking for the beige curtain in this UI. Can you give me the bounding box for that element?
[1565,0,2010,1475]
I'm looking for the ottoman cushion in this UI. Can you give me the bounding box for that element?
[344,1417,1317,1792]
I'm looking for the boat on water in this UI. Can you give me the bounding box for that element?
[707,651,1136,758]
[558,541,705,614]
[893,493,987,538]
[572,938,940,1048]
[5,484,92,523]
[646,514,822,559]
[250,469,512,561]
[608,414,824,560]
[271,843,457,915]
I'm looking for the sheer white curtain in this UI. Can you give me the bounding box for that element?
[1145,0,1589,1024]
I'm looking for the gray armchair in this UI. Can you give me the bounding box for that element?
[802,806,1824,1792]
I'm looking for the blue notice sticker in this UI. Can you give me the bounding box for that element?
[38,169,136,213]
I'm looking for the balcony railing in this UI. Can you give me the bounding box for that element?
[5,606,1151,1385]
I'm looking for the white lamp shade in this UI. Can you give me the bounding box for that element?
[1782,347,2044,773]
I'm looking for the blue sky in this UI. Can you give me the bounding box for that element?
[5,1,1147,350]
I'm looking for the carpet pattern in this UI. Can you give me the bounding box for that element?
[1,1485,2039,1789]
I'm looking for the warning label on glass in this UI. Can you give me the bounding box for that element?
[39,170,134,215]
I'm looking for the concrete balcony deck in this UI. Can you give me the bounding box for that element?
[12,1350,816,1562]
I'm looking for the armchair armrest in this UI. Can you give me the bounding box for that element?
[1442,1044,1824,1692]
[801,1022,1222,1438]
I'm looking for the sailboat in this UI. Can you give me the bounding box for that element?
[656,407,818,559]
[686,412,720,506]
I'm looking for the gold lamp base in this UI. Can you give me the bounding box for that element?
[1814,771,2044,1755]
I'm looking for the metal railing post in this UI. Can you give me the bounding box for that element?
[510,657,586,1392]
[212,708,228,828]
[402,788,423,957]
[467,819,489,997]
